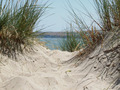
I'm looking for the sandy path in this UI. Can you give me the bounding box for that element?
[0,45,112,90]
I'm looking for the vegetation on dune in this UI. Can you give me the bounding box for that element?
[68,1,105,52]
[64,0,120,89]
[59,24,82,52]
[60,0,104,53]
[0,0,48,58]
[60,0,120,54]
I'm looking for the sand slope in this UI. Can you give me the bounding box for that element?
[0,45,114,90]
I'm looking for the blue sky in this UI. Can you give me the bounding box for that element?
[38,0,97,32]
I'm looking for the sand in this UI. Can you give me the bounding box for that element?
[0,44,115,90]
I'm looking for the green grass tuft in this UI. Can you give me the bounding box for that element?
[0,0,49,58]
[59,24,82,52]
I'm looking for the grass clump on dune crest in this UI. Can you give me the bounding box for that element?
[0,0,49,58]
[65,1,104,54]
[95,0,120,30]
[65,0,120,55]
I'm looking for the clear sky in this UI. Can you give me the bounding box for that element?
[38,0,97,32]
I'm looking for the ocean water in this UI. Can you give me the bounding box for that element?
[39,38,63,50]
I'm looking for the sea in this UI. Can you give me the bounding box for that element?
[39,37,63,50]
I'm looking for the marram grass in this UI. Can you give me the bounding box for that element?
[94,0,120,30]
[59,24,82,52]
[0,0,48,58]
[65,0,120,55]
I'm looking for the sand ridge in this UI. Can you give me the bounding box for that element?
[0,45,113,90]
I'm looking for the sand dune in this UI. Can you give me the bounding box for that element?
[0,45,117,90]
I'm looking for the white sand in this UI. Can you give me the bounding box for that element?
[0,45,114,90]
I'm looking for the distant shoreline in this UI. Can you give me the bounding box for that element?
[38,30,102,38]
[39,35,66,38]
[38,32,67,38]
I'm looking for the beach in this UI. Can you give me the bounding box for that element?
[0,44,115,90]
[0,0,120,90]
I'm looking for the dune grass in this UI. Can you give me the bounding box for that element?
[95,0,120,30]
[0,0,49,58]
[61,0,120,54]
[59,1,104,53]
[95,0,112,31]
[59,24,81,52]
